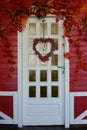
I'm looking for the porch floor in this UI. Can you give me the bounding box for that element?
[0,125,87,130]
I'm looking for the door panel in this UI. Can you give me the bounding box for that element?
[23,16,64,125]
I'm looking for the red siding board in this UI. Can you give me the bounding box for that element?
[70,41,87,92]
[0,85,17,91]
[70,71,87,91]
[0,79,17,84]
[0,32,17,91]
[0,58,17,63]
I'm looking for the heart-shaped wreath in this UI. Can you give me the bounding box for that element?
[33,38,55,62]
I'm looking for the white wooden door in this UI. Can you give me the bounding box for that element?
[22,16,65,125]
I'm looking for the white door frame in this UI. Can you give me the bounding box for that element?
[64,38,70,128]
[17,18,70,128]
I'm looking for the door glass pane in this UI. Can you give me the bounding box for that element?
[51,54,58,66]
[51,86,58,97]
[29,23,36,35]
[40,61,48,66]
[40,86,47,97]
[29,86,36,97]
[28,54,36,66]
[51,70,58,81]
[51,23,58,34]
[40,23,47,35]
[29,70,36,82]
[40,70,47,81]
[54,39,58,50]
[28,39,33,52]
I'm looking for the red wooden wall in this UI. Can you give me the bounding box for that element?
[1,0,87,92]
[0,0,34,91]
[70,39,87,92]
[0,33,17,91]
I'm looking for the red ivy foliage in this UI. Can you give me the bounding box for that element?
[0,0,87,83]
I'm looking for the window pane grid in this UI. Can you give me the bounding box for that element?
[28,19,60,99]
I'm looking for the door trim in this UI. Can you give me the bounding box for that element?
[64,38,70,128]
[17,18,70,128]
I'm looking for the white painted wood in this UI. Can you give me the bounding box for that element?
[17,31,23,127]
[64,37,70,128]
[13,92,18,124]
[22,21,29,125]
[0,92,14,95]
[22,16,65,126]
[70,93,74,124]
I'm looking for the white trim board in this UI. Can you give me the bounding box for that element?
[64,38,70,128]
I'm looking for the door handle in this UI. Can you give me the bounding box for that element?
[57,66,65,69]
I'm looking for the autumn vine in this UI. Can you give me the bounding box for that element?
[0,0,87,83]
